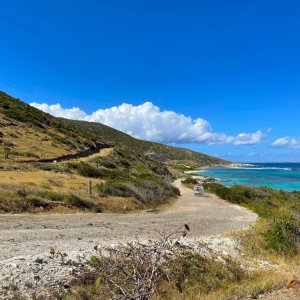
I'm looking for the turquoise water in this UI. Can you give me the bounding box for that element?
[198,163,300,191]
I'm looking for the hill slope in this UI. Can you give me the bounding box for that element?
[64,119,229,167]
[0,91,227,213]
[0,91,228,166]
[0,91,104,162]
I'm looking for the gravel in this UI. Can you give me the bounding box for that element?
[0,180,258,299]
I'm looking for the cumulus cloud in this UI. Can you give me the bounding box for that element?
[272,136,300,149]
[228,131,263,145]
[30,103,87,120]
[30,101,263,145]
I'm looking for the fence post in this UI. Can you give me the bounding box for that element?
[88,180,92,197]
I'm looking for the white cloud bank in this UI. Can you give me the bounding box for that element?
[30,101,263,145]
[272,136,300,149]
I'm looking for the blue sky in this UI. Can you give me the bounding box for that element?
[1,0,300,162]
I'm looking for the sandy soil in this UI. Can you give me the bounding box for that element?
[0,179,257,261]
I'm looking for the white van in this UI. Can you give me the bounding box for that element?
[193,185,204,196]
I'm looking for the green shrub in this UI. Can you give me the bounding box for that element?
[34,162,61,172]
[39,191,65,202]
[96,178,179,205]
[96,181,137,198]
[77,162,106,178]
[64,194,101,212]
[204,182,300,255]
[26,196,49,208]
[182,176,197,185]
[64,194,92,208]
[167,253,246,294]
[264,219,300,254]
[99,160,117,169]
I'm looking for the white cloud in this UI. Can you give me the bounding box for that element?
[31,101,264,145]
[228,131,263,145]
[272,136,300,149]
[30,102,87,120]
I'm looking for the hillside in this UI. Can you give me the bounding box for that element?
[0,91,227,213]
[64,119,228,167]
[0,91,228,167]
[0,91,101,162]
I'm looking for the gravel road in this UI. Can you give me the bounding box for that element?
[0,179,257,261]
[0,179,258,298]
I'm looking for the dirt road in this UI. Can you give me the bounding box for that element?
[0,179,257,260]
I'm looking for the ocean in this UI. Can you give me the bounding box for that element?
[197,163,300,191]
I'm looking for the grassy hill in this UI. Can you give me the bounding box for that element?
[0,91,228,167]
[65,119,229,167]
[0,91,228,213]
[0,91,100,162]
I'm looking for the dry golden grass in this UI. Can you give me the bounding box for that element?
[0,170,104,200]
[0,122,77,161]
[96,196,142,213]
[0,170,144,213]
[152,269,287,300]
[0,114,88,162]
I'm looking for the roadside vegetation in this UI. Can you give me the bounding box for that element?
[67,147,179,207]
[39,226,281,300]
[0,147,179,213]
[204,183,300,256]
[181,175,199,188]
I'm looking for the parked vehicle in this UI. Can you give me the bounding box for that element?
[193,184,204,195]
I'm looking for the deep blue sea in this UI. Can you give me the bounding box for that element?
[198,163,300,191]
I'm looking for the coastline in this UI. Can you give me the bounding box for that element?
[184,162,300,192]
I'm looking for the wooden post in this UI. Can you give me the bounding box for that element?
[88,180,92,197]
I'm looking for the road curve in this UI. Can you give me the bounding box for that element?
[0,179,257,260]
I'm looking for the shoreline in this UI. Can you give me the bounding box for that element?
[183,162,254,175]
[184,163,300,192]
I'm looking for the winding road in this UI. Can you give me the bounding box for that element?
[0,179,257,260]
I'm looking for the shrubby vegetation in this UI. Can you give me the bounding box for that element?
[64,227,273,300]
[181,175,199,188]
[66,147,180,206]
[204,183,300,255]
[0,184,101,213]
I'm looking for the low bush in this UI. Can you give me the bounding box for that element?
[66,227,254,300]
[264,219,300,255]
[96,181,137,198]
[64,194,92,208]
[76,162,107,178]
[182,176,198,188]
[26,196,49,208]
[64,194,101,212]
[34,162,62,172]
[39,191,65,202]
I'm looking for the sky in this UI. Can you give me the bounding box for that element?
[0,0,300,162]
